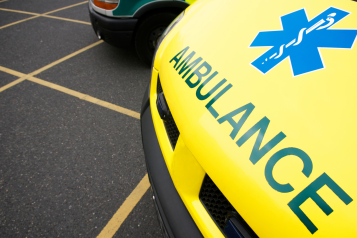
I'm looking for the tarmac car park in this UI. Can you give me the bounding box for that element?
[0,0,162,237]
[141,0,357,237]
[1,0,356,238]
[89,0,196,65]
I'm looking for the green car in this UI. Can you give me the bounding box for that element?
[89,0,195,65]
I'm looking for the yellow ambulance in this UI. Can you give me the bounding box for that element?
[141,0,357,237]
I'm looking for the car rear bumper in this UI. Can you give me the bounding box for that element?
[140,83,203,238]
[89,2,138,47]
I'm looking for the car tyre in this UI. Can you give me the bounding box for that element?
[135,12,177,66]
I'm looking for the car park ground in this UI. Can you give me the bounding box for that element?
[0,0,163,237]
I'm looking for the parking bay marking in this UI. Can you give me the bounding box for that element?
[27,76,140,119]
[0,74,147,234]
[0,75,145,235]
[0,16,40,30]
[0,65,26,78]
[0,37,145,235]
[29,40,104,76]
[0,1,90,29]
[0,40,102,79]
[41,15,91,25]
[97,174,150,238]
[0,77,27,93]
[0,76,145,233]
[0,66,27,92]
[0,1,88,15]
[0,8,38,15]
[0,40,140,120]
[43,1,88,15]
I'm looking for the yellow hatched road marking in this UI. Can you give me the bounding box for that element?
[0,41,103,78]
[97,174,150,238]
[0,66,26,77]
[0,66,27,92]
[28,76,140,119]
[0,8,39,15]
[0,1,90,29]
[43,1,88,15]
[42,15,91,25]
[0,77,27,93]
[0,10,39,30]
[0,40,140,119]
[30,40,103,76]
[0,41,103,79]
[0,32,144,237]
[0,1,88,16]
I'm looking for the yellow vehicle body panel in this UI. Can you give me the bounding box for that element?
[150,0,357,237]
[185,0,198,4]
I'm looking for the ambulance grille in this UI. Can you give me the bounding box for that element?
[157,77,163,94]
[157,77,179,149]
[200,175,259,237]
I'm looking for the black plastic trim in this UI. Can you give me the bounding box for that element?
[89,3,137,47]
[133,1,190,18]
[141,80,151,117]
[141,100,203,238]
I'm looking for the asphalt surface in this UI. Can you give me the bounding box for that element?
[0,1,163,237]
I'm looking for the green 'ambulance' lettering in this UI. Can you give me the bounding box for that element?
[219,105,286,165]
[288,173,353,234]
[186,61,212,88]
[169,47,353,234]
[206,83,232,118]
[265,147,313,193]
[170,47,232,118]
[217,103,255,139]
[169,46,189,68]
[196,71,226,101]
[236,117,286,164]
[171,47,203,79]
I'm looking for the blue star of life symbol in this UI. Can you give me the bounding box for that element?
[250,7,357,76]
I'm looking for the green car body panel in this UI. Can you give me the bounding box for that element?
[112,0,194,17]
[89,0,196,64]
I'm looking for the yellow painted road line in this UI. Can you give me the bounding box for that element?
[42,15,90,25]
[0,40,101,78]
[0,1,87,16]
[30,40,103,76]
[97,174,150,238]
[0,76,27,93]
[0,1,89,29]
[28,76,140,119]
[0,41,139,119]
[0,66,26,77]
[0,8,39,15]
[43,1,88,15]
[0,0,8,3]
[0,66,28,92]
[0,15,39,30]
[91,97,140,119]
[0,66,139,119]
